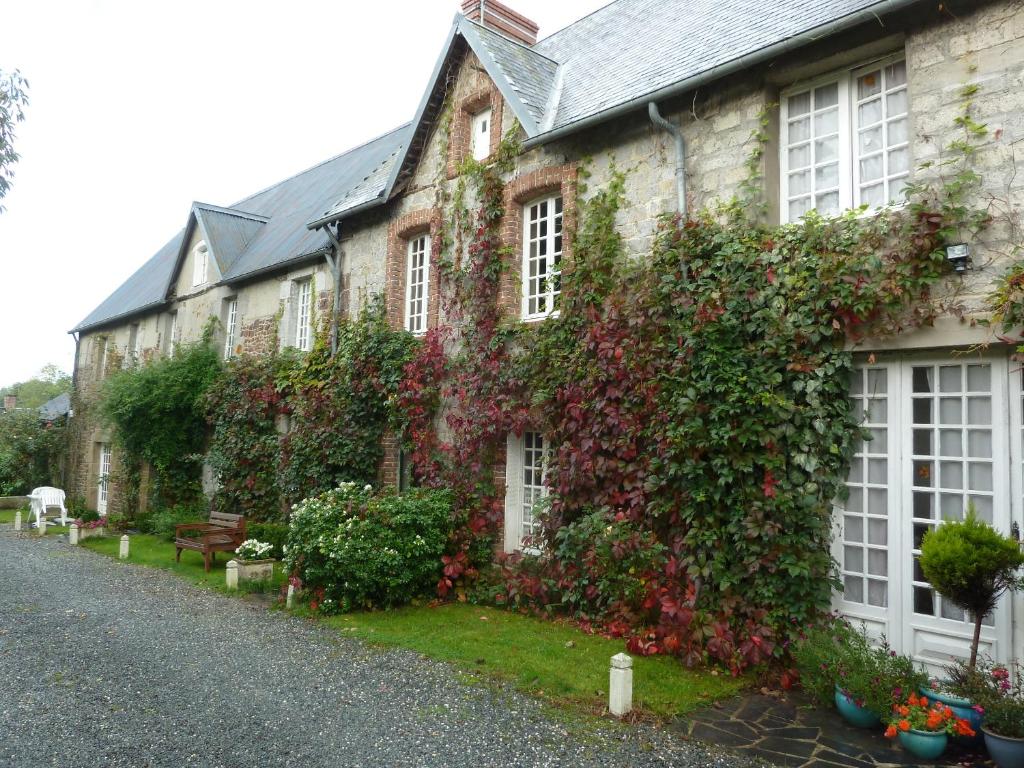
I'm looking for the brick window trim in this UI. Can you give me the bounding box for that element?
[499,164,578,319]
[447,86,505,178]
[386,208,442,332]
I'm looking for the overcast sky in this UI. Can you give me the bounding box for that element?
[0,0,607,388]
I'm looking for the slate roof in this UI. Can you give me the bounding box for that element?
[38,393,70,421]
[77,0,914,333]
[532,0,895,133]
[72,124,409,332]
[315,0,912,228]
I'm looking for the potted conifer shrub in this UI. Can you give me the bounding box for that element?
[919,511,1024,740]
[976,660,1024,768]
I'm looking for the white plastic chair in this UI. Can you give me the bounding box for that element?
[29,487,69,526]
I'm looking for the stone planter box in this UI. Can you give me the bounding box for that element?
[236,559,275,582]
[78,526,105,540]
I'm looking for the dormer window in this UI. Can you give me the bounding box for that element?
[471,107,492,162]
[192,242,209,286]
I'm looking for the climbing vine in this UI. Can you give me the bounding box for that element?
[392,83,992,670]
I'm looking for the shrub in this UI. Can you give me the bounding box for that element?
[792,618,925,718]
[0,410,65,495]
[248,522,288,559]
[284,483,453,612]
[100,337,222,508]
[920,511,1024,667]
[142,503,207,541]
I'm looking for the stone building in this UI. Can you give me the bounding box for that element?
[69,0,1024,665]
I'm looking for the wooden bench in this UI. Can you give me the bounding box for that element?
[175,511,246,572]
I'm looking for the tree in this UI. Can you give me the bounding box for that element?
[0,67,30,212]
[1,365,72,409]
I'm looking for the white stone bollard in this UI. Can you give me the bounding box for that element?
[38,517,47,536]
[13,509,21,531]
[286,583,295,609]
[225,560,239,590]
[68,523,79,545]
[609,653,633,717]
[119,535,130,559]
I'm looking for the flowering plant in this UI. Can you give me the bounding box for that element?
[946,658,1024,739]
[73,511,105,530]
[235,539,274,561]
[884,692,976,738]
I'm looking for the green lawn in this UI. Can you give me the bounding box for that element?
[78,530,744,718]
[80,533,285,595]
[325,603,745,718]
[0,507,66,533]
[0,508,19,524]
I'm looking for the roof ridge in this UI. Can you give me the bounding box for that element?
[461,17,561,65]
[193,202,270,222]
[231,122,412,208]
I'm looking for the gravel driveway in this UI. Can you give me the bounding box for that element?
[0,526,760,768]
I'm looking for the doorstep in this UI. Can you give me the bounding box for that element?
[675,692,989,768]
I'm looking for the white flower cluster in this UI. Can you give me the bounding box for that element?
[235,538,274,561]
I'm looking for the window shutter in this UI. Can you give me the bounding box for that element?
[503,432,524,553]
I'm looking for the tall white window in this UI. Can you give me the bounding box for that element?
[192,242,209,286]
[521,195,563,320]
[130,323,142,362]
[471,107,492,161]
[97,443,112,515]
[223,298,238,359]
[781,57,908,222]
[503,431,551,551]
[167,311,178,355]
[404,234,430,334]
[96,338,107,380]
[295,279,312,352]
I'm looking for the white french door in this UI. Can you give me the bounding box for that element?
[834,353,1016,669]
[97,443,112,515]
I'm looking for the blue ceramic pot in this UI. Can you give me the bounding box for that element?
[898,729,949,760]
[834,685,882,728]
[983,728,1024,768]
[920,684,984,745]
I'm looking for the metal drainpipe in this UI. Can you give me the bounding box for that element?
[648,101,688,281]
[648,101,686,216]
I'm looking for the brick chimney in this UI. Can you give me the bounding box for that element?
[461,0,539,46]
[3,395,15,412]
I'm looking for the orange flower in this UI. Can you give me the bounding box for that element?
[899,719,911,732]
[908,693,920,707]
[926,713,942,730]
[954,720,976,737]
[898,705,910,717]
[884,725,898,738]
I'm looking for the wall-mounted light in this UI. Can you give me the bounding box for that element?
[946,243,971,274]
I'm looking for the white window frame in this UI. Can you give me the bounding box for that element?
[503,431,551,553]
[97,443,112,515]
[223,297,238,359]
[521,194,563,321]
[295,279,312,352]
[191,242,209,287]
[780,53,908,223]
[167,312,178,355]
[404,234,430,334]
[470,107,492,162]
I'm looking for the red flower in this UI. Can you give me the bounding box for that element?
[762,469,778,498]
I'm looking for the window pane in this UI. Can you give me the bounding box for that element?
[815,191,839,215]
[789,170,811,196]
[814,108,838,136]
[859,98,882,126]
[966,365,991,391]
[789,117,810,143]
[844,576,864,603]
[857,70,882,99]
[861,183,884,208]
[789,91,811,116]
[940,429,962,457]
[968,462,993,492]
[788,143,811,168]
[859,125,883,154]
[886,89,908,116]
[860,154,883,182]
[886,60,907,87]
[815,82,839,108]
[868,517,887,545]
[815,136,838,162]
[887,117,908,145]
[889,147,909,175]
[789,197,811,220]
[913,367,934,393]
[967,430,991,458]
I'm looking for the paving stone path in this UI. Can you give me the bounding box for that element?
[0,525,760,768]
[676,692,990,768]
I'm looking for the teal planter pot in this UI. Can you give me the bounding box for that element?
[920,684,984,745]
[834,685,882,729]
[983,728,1024,768]
[898,729,949,760]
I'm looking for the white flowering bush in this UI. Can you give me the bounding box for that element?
[283,482,453,612]
[235,538,275,561]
